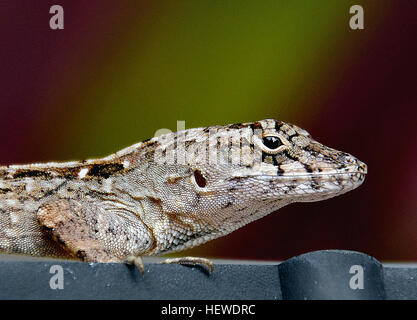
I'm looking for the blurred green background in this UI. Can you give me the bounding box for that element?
[0,1,415,261]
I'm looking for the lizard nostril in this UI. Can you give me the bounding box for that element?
[358,162,368,174]
[193,170,207,188]
[338,154,355,165]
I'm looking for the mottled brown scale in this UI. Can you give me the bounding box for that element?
[13,170,51,179]
[228,123,245,129]
[87,163,124,178]
[251,122,263,130]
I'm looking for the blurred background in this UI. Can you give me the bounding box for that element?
[0,1,415,262]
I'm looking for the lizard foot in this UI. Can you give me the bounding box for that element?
[160,257,214,273]
[126,255,145,275]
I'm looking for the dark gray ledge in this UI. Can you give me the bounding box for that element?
[0,250,415,300]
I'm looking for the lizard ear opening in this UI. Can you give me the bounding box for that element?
[193,170,207,188]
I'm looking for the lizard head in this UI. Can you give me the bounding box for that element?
[224,119,368,202]
[143,119,367,252]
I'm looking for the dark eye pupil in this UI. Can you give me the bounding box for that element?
[262,136,282,149]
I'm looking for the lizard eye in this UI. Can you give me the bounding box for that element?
[262,136,283,150]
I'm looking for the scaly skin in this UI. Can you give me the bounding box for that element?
[0,119,367,266]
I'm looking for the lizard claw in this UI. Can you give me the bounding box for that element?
[160,257,214,273]
[126,255,145,275]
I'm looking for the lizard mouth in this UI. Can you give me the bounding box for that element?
[273,170,366,178]
[250,170,366,201]
[289,171,366,198]
[275,161,367,180]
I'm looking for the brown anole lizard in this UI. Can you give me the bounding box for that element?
[0,119,367,273]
